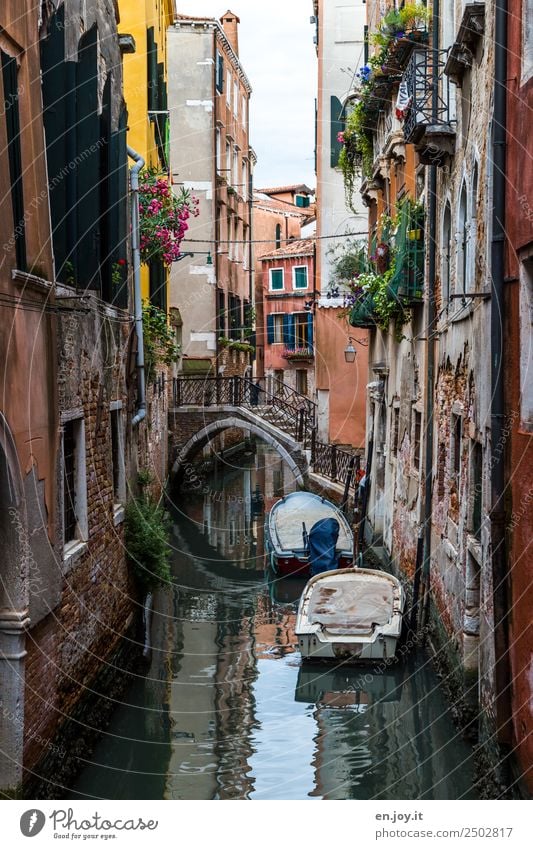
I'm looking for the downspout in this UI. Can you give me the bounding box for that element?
[419,0,439,632]
[490,0,511,769]
[128,145,147,426]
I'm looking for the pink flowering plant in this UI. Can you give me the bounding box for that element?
[138,169,199,266]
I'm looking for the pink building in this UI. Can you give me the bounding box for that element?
[260,239,315,397]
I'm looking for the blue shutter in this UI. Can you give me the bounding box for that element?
[267,314,274,344]
[307,314,314,351]
[286,314,295,349]
[282,313,289,344]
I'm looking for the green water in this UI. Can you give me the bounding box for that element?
[70,444,479,800]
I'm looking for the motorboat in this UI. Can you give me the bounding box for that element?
[295,567,405,662]
[265,491,353,578]
[294,663,405,706]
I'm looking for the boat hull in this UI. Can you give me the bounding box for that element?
[265,491,353,579]
[295,567,405,664]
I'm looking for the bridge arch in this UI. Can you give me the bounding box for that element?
[170,415,308,485]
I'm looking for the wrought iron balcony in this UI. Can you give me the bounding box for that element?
[282,346,314,361]
[402,48,455,165]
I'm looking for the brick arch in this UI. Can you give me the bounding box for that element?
[171,415,308,485]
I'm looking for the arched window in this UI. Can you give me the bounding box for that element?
[275,223,282,249]
[469,161,479,292]
[457,182,468,296]
[442,202,452,306]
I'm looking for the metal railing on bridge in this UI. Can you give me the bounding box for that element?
[172,376,364,494]
[172,375,316,449]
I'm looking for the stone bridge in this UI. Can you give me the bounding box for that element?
[168,405,310,486]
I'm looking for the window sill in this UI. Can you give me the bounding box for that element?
[63,539,88,573]
[113,505,125,526]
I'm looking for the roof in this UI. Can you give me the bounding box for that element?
[221,9,240,22]
[253,194,308,216]
[256,184,315,196]
[174,13,217,22]
[259,238,315,261]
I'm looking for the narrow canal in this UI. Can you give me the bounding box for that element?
[71,442,479,800]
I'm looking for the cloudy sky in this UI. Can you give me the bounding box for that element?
[174,1,317,188]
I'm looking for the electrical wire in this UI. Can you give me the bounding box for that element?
[182,230,368,246]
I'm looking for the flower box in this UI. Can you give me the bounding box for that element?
[282,347,314,361]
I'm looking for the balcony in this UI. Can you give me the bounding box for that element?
[282,347,314,362]
[388,203,425,303]
[444,3,486,86]
[402,48,455,164]
[349,295,378,329]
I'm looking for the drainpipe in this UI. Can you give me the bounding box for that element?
[128,146,147,427]
[419,0,439,632]
[490,0,511,770]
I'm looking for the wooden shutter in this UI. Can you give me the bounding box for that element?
[147,28,158,112]
[330,95,345,168]
[1,50,26,270]
[216,52,224,93]
[266,314,274,344]
[284,314,295,348]
[76,25,100,291]
[307,314,314,350]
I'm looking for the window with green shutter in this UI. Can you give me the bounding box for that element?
[1,50,26,270]
[269,268,284,291]
[216,52,224,93]
[293,266,308,289]
[330,95,346,168]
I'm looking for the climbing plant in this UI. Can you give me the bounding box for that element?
[142,301,179,382]
[125,496,172,592]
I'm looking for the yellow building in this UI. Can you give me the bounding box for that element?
[119,0,176,306]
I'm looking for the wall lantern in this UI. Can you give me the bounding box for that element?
[344,335,368,363]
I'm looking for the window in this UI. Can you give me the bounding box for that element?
[62,416,87,546]
[457,183,468,296]
[216,127,221,172]
[392,406,400,457]
[437,442,446,499]
[295,195,310,208]
[413,410,422,471]
[216,51,224,93]
[470,441,483,541]
[296,369,308,396]
[233,148,238,188]
[275,224,282,249]
[273,370,284,398]
[294,312,310,347]
[269,268,284,291]
[227,212,234,260]
[330,95,346,168]
[233,216,239,262]
[217,289,226,335]
[442,202,452,306]
[293,265,309,289]
[1,50,26,269]
[110,405,125,505]
[226,69,231,104]
[242,224,249,268]
[226,141,231,180]
[241,160,248,200]
[272,314,284,343]
[233,80,239,117]
[451,414,462,480]
[242,94,247,129]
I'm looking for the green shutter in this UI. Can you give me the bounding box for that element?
[266,315,274,344]
[270,269,283,290]
[147,28,158,112]
[150,259,166,311]
[1,50,26,269]
[76,25,100,291]
[330,95,345,168]
[307,314,314,350]
[216,52,224,93]
[294,267,308,289]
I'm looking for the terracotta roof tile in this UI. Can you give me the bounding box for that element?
[259,238,315,260]
[256,184,315,196]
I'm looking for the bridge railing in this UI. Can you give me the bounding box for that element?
[311,435,362,491]
[172,375,317,448]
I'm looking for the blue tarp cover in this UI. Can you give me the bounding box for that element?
[308,517,340,576]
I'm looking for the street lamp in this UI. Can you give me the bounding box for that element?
[344,335,368,363]
[174,251,212,265]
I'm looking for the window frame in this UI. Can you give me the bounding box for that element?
[269,267,284,291]
[272,313,284,343]
[110,402,126,509]
[61,412,88,551]
[292,265,309,290]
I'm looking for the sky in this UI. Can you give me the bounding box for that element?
[174,1,317,188]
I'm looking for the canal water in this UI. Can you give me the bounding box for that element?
[71,442,479,800]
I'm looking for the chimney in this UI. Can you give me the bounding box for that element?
[220,10,240,55]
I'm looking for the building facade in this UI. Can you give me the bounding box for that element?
[119,0,176,309]
[253,186,315,380]
[260,239,316,398]
[167,11,253,379]
[505,0,533,795]
[343,0,532,792]
[313,0,368,448]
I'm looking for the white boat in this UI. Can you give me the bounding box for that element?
[295,567,405,662]
[265,491,353,578]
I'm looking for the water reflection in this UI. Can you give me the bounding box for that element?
[71,443,478,800]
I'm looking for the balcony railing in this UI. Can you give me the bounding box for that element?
[402,48,455,163]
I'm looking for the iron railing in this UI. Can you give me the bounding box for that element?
[172,376,317,448]
[403,48,453,145]
[311,437,362,491]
